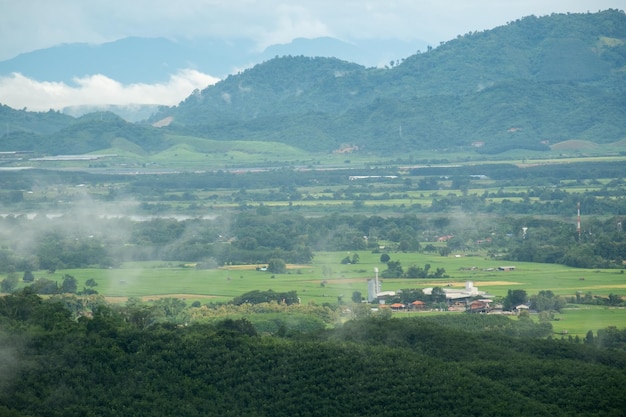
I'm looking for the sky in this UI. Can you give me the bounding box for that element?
[0,0,624,112]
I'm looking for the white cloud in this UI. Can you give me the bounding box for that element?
[0,69,219,111]
[255,4,333,49]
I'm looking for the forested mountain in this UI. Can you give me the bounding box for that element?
[0,104,74,136]
[0,111,168,155]
[150,10,626,154]
[1,10,625,156]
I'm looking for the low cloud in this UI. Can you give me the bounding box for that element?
[0,69,219,111]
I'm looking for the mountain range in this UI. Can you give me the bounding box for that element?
[0,9,625,159]
[0,37,424,84]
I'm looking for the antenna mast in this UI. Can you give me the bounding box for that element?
[577,202,581,242]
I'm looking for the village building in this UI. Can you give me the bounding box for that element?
[498,265,516,271]
[422,281,488,302]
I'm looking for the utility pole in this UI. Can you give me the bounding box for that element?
[577,202,581,242]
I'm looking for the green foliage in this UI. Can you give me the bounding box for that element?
[503,289,528,311]
[596,326,626,349]
[0,273,18,293]
[22,269,35,282]
[2,296,626,417]
[381,260,403,278]
[430,287,447,303]
[351,253,360,264]
[35,231,114,270]
[231,289,299,306]
[32,278,59,295]
[267,258,287,274]
[530,290,567,313]
[61,274,78,294]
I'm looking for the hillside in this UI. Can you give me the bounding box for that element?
[0,104,74,136]
[1,10,625,158]
[148,9,626,155]
[0,111,167,155]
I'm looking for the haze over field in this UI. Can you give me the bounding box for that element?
[0,0,623,112]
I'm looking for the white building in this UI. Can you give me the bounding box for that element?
[422,281,487,302]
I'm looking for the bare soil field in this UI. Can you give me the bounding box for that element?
[105,294,219,303]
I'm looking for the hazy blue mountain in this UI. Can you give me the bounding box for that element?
[0,37,256,84]
[0,36,425,84]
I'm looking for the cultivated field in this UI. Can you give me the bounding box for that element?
[16,250,626,337]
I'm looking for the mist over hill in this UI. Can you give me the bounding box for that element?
[1,10,625,157]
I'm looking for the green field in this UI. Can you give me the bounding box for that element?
[11,249,625,337]
[550,306,626,337]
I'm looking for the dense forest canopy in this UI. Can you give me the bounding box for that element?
[1,290,626,417]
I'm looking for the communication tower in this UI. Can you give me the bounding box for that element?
[577,202,581,241]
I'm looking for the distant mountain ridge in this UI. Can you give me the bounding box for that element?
[0,36,424,84]
[149,10,626,154]
[0,10,625,157]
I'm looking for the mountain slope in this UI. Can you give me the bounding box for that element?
[0,112,167,154]
[0,104,74,136]
[150,10,626,154]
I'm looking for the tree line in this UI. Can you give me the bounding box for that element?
[1,289,626,417]
[0,206,624,276]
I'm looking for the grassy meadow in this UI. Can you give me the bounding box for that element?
[14,249,625,337]
[5,152,626,337]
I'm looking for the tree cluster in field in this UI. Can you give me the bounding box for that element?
[1,289,626,417]
[0,272,98,296]
[378,255,448,279]
[230,289,299,306]
[567,291,625,307]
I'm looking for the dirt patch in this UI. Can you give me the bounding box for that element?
[551,140,599,150]
[220,264,312,271]
[105,294,219,303]
[579,284,626,290]
[468,281,523,286]
[412,280,523,287]
[304,278,365,284]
